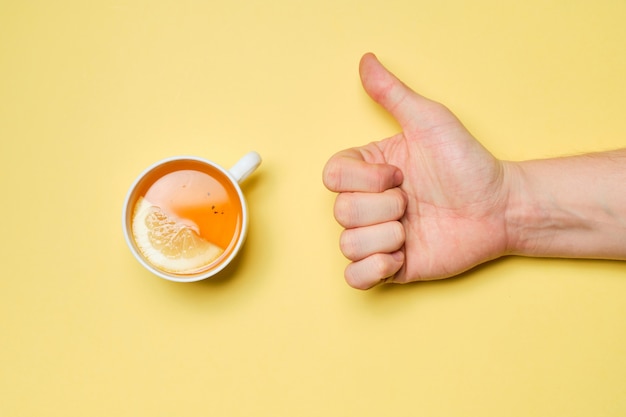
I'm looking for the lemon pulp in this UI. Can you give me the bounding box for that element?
[132,197,224,274]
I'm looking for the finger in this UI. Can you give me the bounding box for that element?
[322,148,403,193]
[340,221,405,262]
[344,251,405,290]
[359,53,434,130]
[334,187,407,228]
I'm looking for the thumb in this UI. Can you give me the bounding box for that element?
[359,53,433,129]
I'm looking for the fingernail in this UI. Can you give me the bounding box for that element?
[392,250,404,262]
[393,168,404,186]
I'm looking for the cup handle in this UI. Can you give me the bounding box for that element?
[229,151,262,183]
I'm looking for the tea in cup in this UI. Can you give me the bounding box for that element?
[122,152,261,282]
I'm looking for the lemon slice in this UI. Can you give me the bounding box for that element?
[132,197,224,274]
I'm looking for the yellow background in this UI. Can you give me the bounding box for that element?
[1,0,625,416]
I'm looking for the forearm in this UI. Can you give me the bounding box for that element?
[504,149,626,260]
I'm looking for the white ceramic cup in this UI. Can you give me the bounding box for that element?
[122,151,261,282]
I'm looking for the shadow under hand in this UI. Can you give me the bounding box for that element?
[364,257,512,307]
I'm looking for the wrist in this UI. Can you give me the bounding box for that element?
[502,160,551,257]
[501,154,626,260]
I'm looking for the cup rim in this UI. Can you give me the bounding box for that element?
[122,155,249,282]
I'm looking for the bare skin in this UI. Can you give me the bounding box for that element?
[323,53,626,290]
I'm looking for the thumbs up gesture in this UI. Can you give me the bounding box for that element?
[323,53,511,289]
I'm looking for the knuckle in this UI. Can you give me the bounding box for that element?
[369,254,390,279]
[339,230,360,261]
[372,165,392,193]
[386,188,408,218]
[344,263,373,290]
[389,221,406,247]
[371,253,403,281]
[396,188,409,214]
[322,158,343,191]
[333,193,357,227]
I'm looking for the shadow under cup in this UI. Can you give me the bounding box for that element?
[123,157,248,282]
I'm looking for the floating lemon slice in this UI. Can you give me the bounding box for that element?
[132,197,224,274]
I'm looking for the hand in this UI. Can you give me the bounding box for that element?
[323,53,512,289]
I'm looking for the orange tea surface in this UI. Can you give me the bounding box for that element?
[142,168,242,251]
